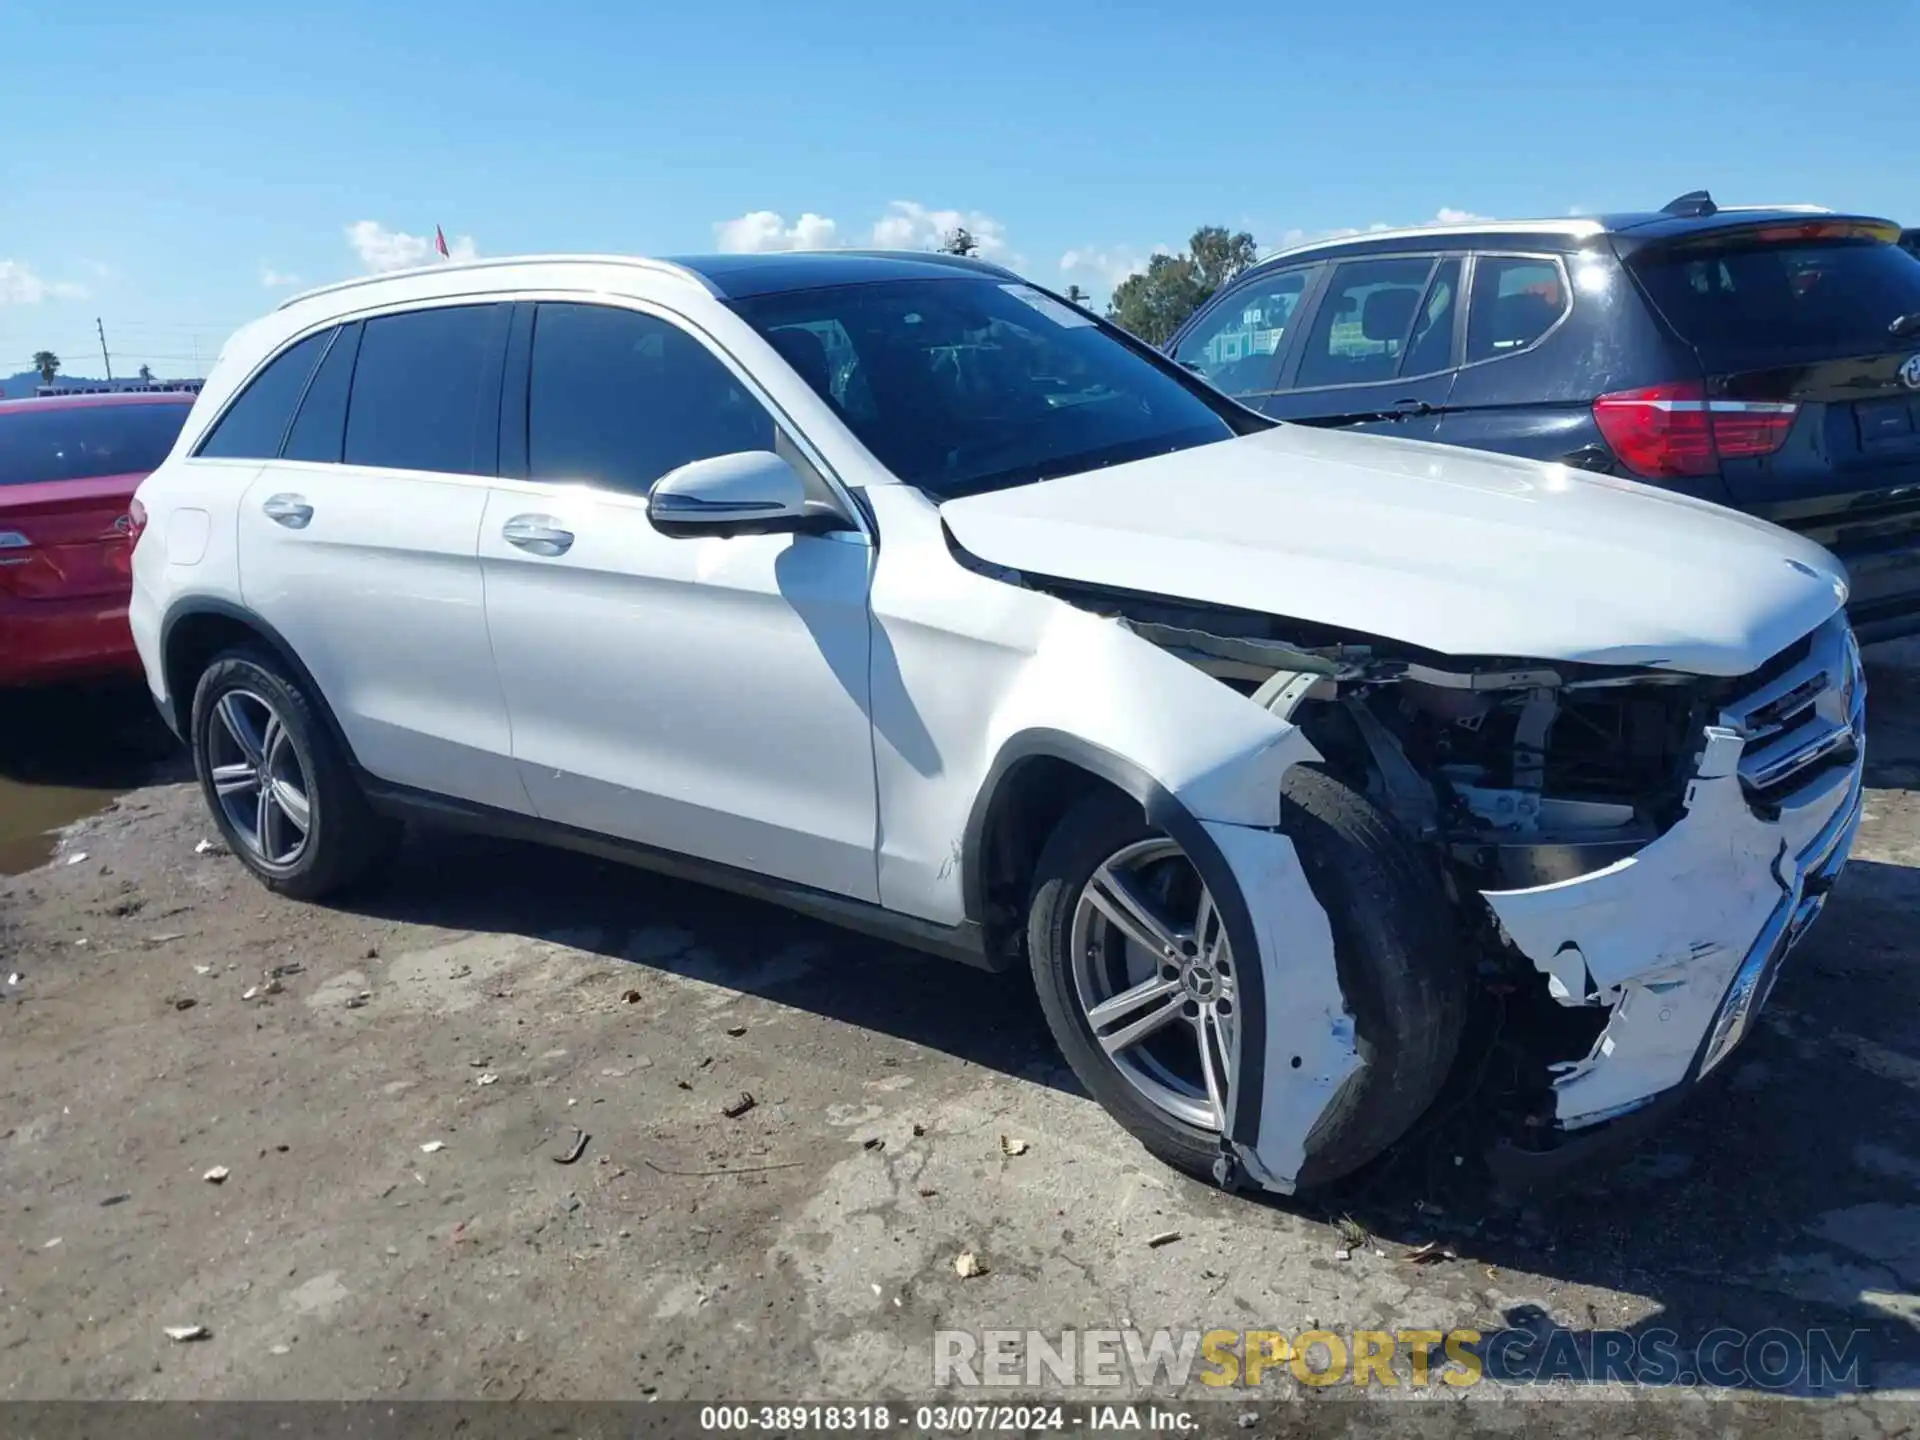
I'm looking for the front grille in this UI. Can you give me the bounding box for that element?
[1719,612,1865,811]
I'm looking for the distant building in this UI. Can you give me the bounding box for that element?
[34,378,203,398]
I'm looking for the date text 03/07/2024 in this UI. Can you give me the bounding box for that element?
[698,1405,1193,1432]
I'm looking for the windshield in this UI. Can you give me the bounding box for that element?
[728,278,1242,499]
[1630,236,1920,365]
[0,403,192,487]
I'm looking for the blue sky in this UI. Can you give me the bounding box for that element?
[4,0,1916,378]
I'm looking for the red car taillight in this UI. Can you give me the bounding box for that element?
[1591,382,1798,480]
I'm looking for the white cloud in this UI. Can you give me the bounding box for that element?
[868,201,1011,261]
[259,264,302,288]
[345,220,477,273]
[1059,246,1154,288]
[0,260,88,304]
[1434,207,1490,224]
[710,200,1015,263]
[712,211,841,253]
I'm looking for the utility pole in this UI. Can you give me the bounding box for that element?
[95,318,113,382]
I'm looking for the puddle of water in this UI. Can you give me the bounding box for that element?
[0,775,121,874]
[0,682,189,876]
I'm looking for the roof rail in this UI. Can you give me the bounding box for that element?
[277,253,717,311]
[1711,204,1834,215]
[1256,217,1605,265]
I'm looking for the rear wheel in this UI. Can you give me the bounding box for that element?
[1026,769,1466,1190]
[189,648,397,900]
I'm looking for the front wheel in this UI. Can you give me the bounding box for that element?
[1026,769,1466,1191]
[189,648,398,900]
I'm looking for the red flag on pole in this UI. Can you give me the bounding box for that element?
[435,225,451,259]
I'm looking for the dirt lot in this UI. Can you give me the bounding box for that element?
[3,650,1920,1405]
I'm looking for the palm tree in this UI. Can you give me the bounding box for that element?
[32,350,60,386]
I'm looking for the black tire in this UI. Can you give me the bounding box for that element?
[189,647,398,901]
[1027,767,1467,1191]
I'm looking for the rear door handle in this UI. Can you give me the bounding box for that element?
[502,514,574,557]
[1390,398,1434,418]
[262,493,314,529]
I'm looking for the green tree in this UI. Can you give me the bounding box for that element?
[1106,225,1259,345]
[32,350,60,386]
[938,226,979,257]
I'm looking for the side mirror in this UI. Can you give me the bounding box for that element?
[647,452,815,538]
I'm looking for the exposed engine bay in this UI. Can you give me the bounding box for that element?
[1000,568,1866,1170]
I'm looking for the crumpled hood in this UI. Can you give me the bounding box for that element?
[938,424,1849,677]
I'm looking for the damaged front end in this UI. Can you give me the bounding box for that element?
[1018,573,1867,1182]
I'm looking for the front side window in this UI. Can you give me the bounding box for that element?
[1293,257,1439,389]
[1,402,193,485]
[344,306,501,475]
[195,330,330,459]
[1171,267,1313,397]
[729,279,1239,499]
[527,303,775,494]
[1465,257,1567,364]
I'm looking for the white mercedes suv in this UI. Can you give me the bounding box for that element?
[128,251,1865,1196]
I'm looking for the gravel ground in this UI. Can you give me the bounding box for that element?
[2,646,1919,1406]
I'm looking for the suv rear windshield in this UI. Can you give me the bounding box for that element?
[1630,235,1920,364]
[0,403,193,486]
[728,278,1243,499]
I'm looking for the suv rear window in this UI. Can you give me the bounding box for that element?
[1631,236,1920,363]
[0,403,193,486]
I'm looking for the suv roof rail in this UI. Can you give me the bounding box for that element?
[1711,203,1834,215]
[277,254,717,311]
[1661,189,1718,219]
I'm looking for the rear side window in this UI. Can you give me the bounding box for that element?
[527,302,774,495]
[195,331,329,459]
[345,306,502,475]
[1465,257,1566,364]
[0,403,193,485]
[1294,257,1436,389]
[1631,237,1920,363]
[283,323,361,463]
[1171,267,1314,398]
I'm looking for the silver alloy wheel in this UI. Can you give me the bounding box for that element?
[1069,837,1238,1132]
[206,688,313,868]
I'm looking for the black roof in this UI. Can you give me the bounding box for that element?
[1241,206,1901,275]
[662,249,1021,299]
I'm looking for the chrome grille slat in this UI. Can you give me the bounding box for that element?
[1720,613,1864,806]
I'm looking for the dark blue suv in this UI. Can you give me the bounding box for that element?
[1166,194,1920,641]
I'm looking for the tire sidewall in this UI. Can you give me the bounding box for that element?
[1027,794,1229,1180]
[190,654,328,887]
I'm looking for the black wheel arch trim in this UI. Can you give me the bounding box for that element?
[156,596,358,765]
[961,727,1269,1149]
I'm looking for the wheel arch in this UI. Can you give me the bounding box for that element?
[158,598,358,766]
[960,728,1269,1150]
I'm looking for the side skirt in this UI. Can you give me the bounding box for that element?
[358,776,997,971]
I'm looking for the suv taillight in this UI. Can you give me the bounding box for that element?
[127,497,149,545]
[1591,383,1798,479]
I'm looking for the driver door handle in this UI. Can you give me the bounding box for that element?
[1390,398,1434,418]
[262,493,314,529]
[502,514,575,557]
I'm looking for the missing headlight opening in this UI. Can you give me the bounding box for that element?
[979,559,1864,1183]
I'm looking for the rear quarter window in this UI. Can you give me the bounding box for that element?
[195,331,331,460]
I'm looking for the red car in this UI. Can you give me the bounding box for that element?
[0,392,195,687]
